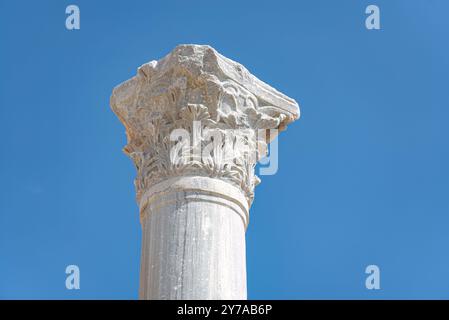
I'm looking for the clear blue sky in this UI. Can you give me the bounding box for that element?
[1,0,449,299]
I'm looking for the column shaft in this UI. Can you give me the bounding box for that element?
[138,176,248,299]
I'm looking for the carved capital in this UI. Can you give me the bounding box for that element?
[111,44,299,207]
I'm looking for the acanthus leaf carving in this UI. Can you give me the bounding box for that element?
[111,45,299,206]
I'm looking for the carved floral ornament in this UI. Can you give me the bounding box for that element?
[111,45,299,205]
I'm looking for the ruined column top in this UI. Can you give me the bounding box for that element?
[111,44,299,126]
[110,44,300,205]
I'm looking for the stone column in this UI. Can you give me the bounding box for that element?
[110,45,299,300]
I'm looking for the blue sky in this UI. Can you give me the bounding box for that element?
[1,0,449,299]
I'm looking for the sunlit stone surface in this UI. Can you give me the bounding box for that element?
[111,44,299,299]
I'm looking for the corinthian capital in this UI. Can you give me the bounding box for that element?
[110,44,299,210]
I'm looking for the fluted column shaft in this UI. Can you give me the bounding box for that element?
[139,176,248,299]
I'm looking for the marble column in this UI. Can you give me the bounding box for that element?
[110,44,299,300]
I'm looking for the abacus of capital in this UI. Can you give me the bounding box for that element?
[110,44,300,300]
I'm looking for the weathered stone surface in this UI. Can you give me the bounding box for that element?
[111,44,299,299]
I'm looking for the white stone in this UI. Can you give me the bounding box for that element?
[110,44,299,299]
